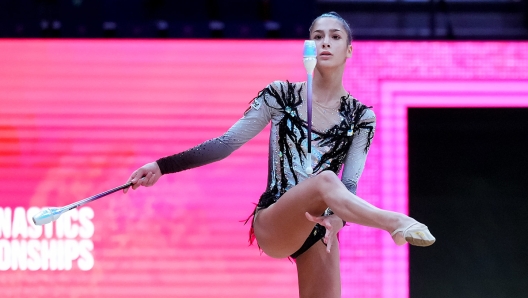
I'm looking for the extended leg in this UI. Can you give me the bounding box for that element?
[253,171,434,258]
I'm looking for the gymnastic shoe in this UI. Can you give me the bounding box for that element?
[391,222,436,247]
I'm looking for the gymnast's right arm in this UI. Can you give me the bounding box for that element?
[124,86,275,192]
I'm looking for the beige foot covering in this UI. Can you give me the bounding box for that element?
[391,222,436,247]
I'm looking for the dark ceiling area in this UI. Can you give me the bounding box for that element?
[1,0,527,40]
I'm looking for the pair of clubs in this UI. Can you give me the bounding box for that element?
[33,40,317,226]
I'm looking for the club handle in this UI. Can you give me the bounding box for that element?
[305,73,314,175]
[63,181,133,211]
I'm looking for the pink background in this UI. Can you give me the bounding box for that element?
[0,40,527,298]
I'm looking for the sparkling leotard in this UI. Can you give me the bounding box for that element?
[156,81,376,257]
[157,80,375,198]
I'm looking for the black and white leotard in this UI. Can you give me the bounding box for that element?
[156,80,376,257]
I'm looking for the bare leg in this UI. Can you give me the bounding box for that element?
[296,238,341,298]
[254,171,434,258]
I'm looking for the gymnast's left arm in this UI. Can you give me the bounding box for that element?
[305,109,376,252]
[319,109,376,229]
[340,108,376,196]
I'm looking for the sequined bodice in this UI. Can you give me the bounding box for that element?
[156,80,376,198]
[252,81,375,196]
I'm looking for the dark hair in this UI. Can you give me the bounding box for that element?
[309,11,353,44]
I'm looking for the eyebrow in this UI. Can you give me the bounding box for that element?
[312,29,342,33]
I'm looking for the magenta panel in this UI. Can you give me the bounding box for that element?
[0,40,527,298]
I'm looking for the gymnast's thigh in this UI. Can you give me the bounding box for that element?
[253,177,329,258]
[296,238,341,298]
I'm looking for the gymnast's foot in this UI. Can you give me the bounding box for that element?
[391,221,436,247]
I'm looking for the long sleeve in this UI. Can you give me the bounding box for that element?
[340,108,376,194]
[156,87,274,175]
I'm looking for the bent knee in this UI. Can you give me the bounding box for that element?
[315,171,341,187]
[313,171,343,198]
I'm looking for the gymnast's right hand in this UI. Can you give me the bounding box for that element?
[124,161,162,193]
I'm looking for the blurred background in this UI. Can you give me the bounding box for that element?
[1,0,527,40]
[1,1,528,298]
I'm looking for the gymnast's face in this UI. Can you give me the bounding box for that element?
[309,17,352,68]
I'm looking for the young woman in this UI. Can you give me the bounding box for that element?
[124,12,435,298]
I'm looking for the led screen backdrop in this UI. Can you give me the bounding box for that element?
[0,40,527,298]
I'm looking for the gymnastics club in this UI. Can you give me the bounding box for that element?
[32,182,133,225]
[303,40,317,175]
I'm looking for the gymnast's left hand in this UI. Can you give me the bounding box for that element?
[305,212,345,253]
